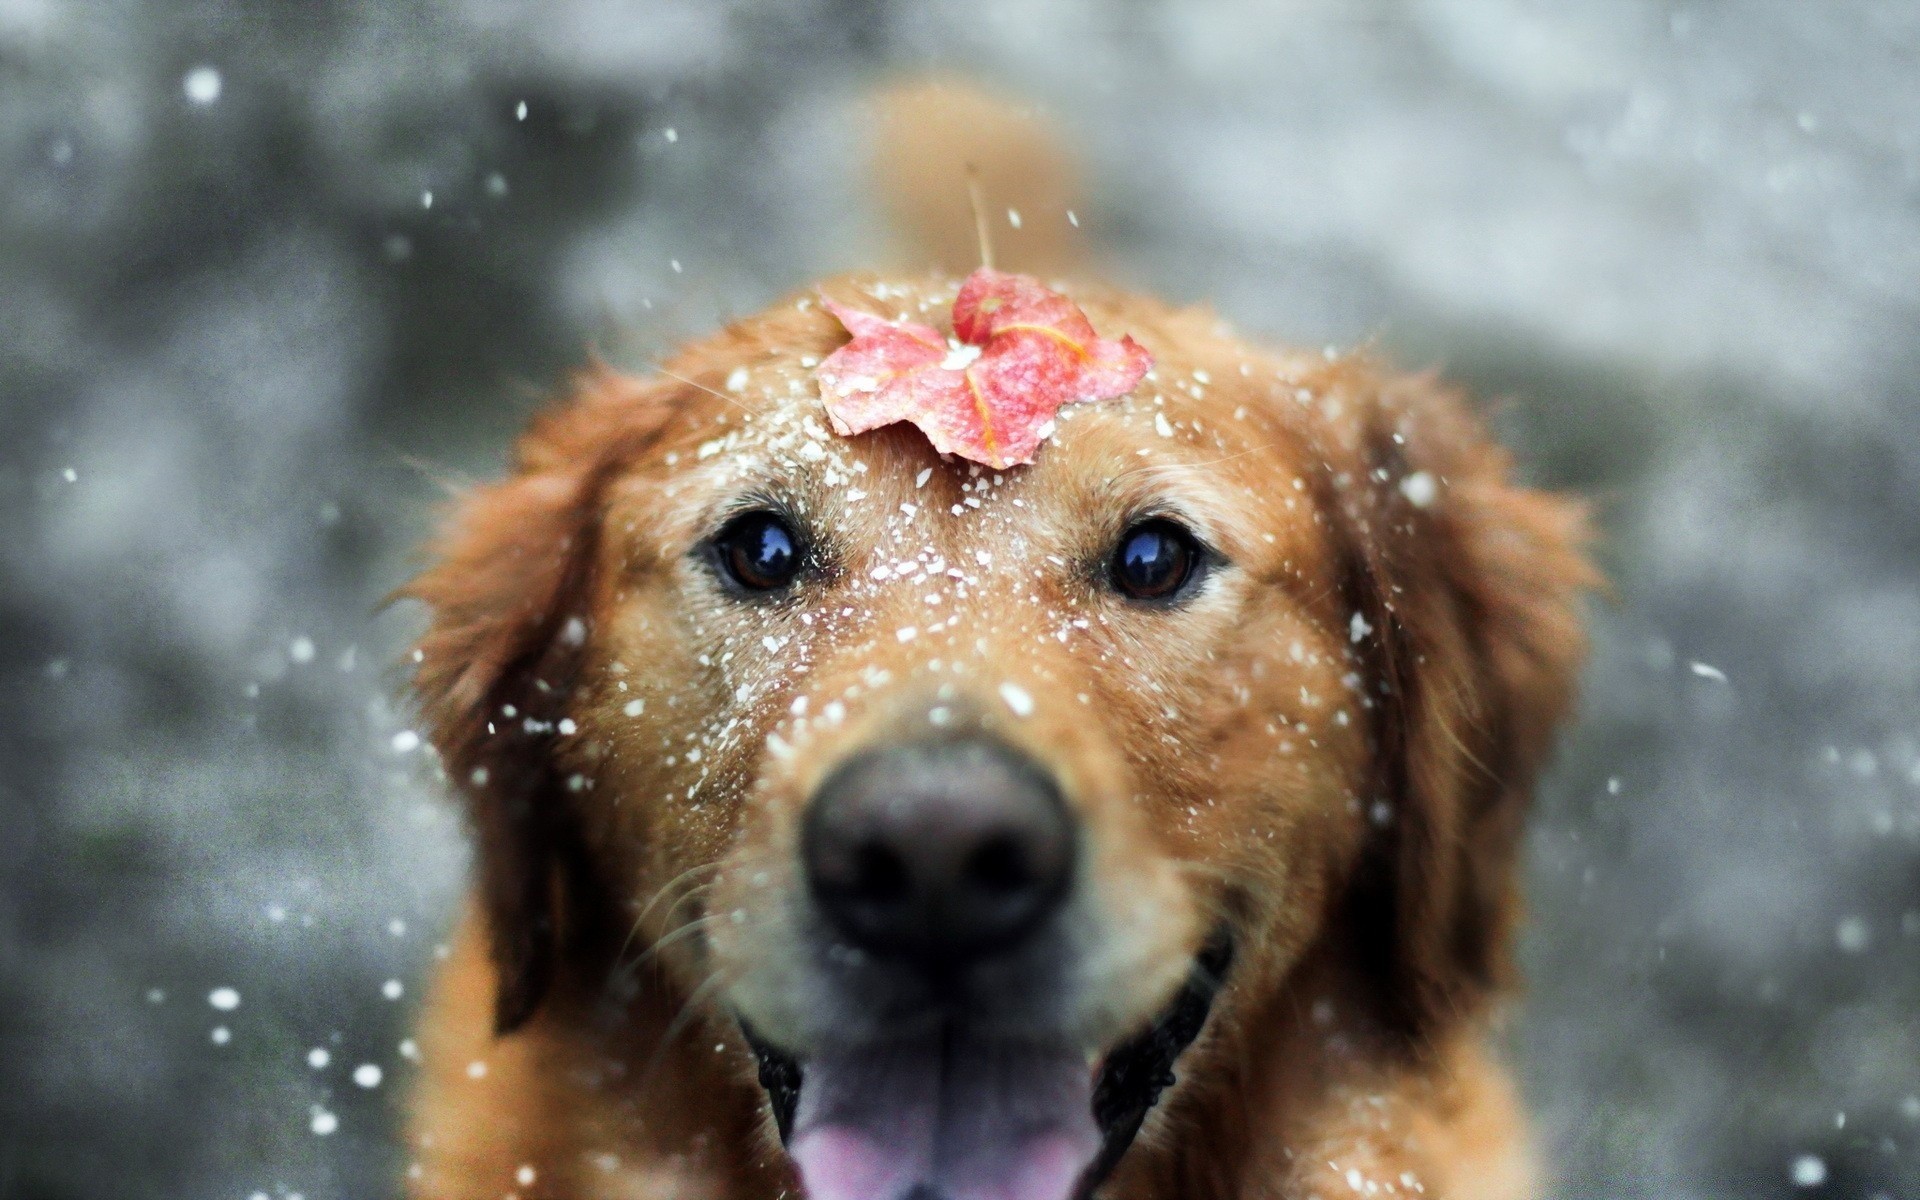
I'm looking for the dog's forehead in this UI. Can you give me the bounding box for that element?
[615,277,1336,572]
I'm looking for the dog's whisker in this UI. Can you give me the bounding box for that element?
[623,862,725,955]
[1166,857,1241,885]
[647,362,756,415]
[637,861,724,925]
[633,963,744,1095]
[621,909,723,977]
[1125,439,1287,475]
[1163,859,1260,914]
[618,892,720,970]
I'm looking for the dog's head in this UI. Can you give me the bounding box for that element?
[405,275,1591,1200]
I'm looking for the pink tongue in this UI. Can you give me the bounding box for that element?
[789,1030,1100,1200]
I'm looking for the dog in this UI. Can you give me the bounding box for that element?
[399,80,1594,1200]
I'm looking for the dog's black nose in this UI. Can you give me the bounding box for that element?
[804,738,1074,968]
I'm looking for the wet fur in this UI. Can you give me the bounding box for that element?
[401,86,1594,1200]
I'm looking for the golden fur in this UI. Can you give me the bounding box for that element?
[400,83,1594,1200]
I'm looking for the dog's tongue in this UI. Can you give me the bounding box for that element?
[789,1031,1099,1200]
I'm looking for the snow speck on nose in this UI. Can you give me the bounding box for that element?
[352,1063,383,1088]
[208,987,240,1011]
[1399,470,1437,507]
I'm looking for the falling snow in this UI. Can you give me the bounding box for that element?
[181,65,221,104]
[12,10,1920,1200]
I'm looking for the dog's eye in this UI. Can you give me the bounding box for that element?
[714,511,803,592]
[1110,519,1203,601]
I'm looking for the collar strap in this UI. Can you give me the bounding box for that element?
[1075,933,1233,1198]
[742,1021,802,1142]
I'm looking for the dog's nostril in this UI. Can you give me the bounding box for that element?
[963,834,1032,895]
[803,738,1075,967]
[852,842,912,902]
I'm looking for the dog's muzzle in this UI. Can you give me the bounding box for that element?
[738,734,1232,1200]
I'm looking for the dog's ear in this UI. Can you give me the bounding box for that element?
[402,367,679,1033]
[1329,366,1597,1041]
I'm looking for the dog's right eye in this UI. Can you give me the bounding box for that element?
[713,511,803,592]
[1110,519,1204,602]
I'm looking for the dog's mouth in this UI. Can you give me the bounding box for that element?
[742,934,1233,1200]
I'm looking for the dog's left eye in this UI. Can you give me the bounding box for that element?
[1110,519,1204,601]
[713,511,803,592]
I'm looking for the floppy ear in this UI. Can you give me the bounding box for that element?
[1331,367,1598,1040]
[403,367,680,1033]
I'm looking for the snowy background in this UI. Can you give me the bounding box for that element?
[4,2,1918,1197]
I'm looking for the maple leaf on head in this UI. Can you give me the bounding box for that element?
[815,268,1152,470]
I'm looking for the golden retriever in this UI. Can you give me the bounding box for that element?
[398,81,1594,1200]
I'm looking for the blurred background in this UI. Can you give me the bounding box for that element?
[4,2,1918,1197]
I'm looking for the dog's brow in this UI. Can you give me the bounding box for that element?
[1102,464,1246,540]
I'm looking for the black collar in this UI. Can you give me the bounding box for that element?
[742,933,1233,1199]
[1076,933,1233,1196]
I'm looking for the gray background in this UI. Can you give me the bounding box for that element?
[3,2,1917,1197]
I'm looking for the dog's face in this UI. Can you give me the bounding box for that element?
[407,275,1591,1200]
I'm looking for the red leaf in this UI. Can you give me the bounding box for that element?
[813,302,954,439]
[815,269,1151,469]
